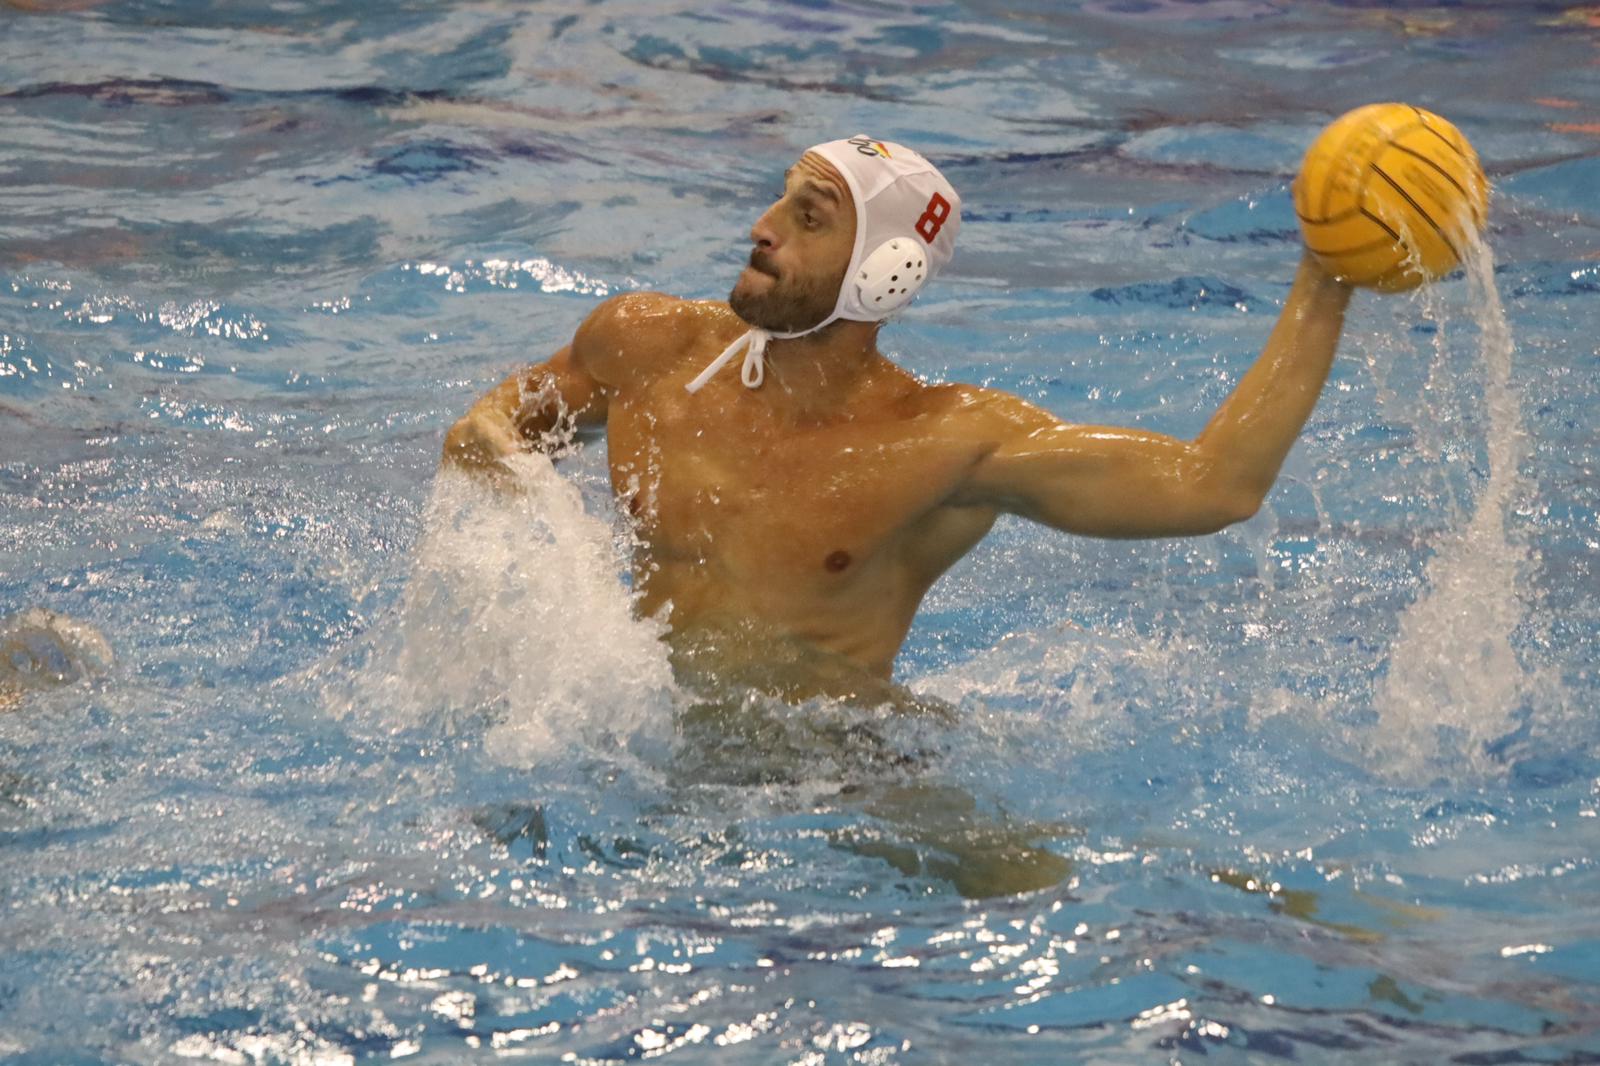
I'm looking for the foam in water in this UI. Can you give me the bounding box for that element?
[1371,238,1538,775]
[326,452,676,766]
[0,607,114,710]
[912,620,1177,746]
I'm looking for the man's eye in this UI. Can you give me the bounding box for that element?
[803,212,818,227]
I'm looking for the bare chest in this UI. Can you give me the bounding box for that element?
[605,386,987,585]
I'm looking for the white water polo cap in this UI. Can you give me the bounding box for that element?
[685,134,961,393]
[809,134,961,325]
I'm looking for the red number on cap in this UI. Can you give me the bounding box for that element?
[915,193,950,243]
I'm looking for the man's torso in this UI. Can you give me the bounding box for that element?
[591,296,1002,678]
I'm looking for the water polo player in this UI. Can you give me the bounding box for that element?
[442,134,1354,693]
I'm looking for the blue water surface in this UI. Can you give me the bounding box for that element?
[3,1,1599,1063]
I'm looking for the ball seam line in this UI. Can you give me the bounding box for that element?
[1416,121,1472,166]
[1370,161,1462,265]
[1388,141,1475,208]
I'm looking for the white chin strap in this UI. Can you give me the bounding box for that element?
[684,237,936,394]
[684,322,821,394]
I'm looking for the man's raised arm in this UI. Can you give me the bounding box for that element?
[953,253,1353,538]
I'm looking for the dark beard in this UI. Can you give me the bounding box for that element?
[729,258,843,334]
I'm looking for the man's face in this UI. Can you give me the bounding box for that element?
[729,152,856,333]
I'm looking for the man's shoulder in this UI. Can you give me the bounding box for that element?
[893,379,1017,423]
[573,292,739,388]
[580,291,722,337]
[882,379,1064,449]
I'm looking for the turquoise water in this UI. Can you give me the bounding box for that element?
[3,1,1600,1062]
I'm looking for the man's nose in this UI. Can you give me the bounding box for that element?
[750,207,780,249]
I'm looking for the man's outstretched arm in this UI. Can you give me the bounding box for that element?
[954,253,1353,537]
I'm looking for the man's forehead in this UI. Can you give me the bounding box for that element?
[788,152,851,205]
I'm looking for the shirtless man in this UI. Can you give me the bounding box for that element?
[442,135,1351,697]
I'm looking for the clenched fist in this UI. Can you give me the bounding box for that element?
[442,409,523,475]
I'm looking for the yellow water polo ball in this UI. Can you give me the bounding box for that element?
[1293,103,1489,292]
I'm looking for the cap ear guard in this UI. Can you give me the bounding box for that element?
[854,237,928,315]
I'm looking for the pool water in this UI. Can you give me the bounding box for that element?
[3,1,1600,1062]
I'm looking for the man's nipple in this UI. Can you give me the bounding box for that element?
[824,550,852,573]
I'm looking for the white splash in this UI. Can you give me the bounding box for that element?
[332,452,675,765]
[911,618,1184,765]
[1371,238,1533,774]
